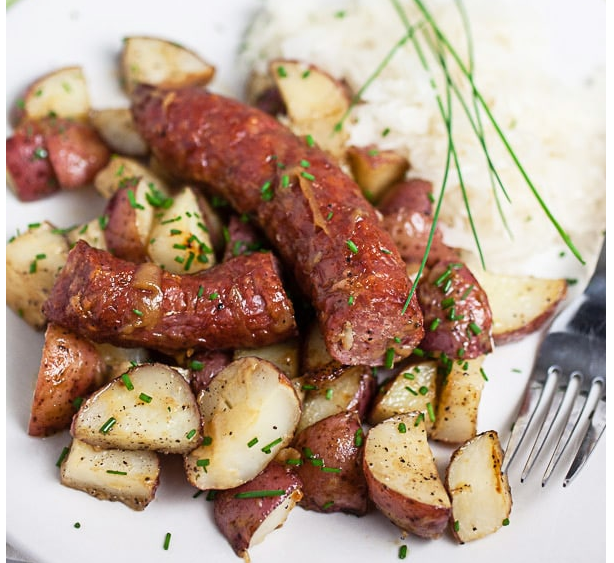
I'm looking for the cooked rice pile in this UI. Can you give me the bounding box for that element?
[239,0,605,283]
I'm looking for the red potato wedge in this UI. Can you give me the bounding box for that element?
[13,66,90,125]
[71,363,203,454]
[269,59,350,157]
[187,349,233,396]
[233,337,301,380]
[363,412,451,539]
[147,185,217,274]
[28,324,105,437]
[103,176,171,262]
[89,108,149,157]
[430,356,486,444]
[446,430,512,543]
[42,117,111,190]
[417,260,493,359]
[60,438,160,511]
[368,359,438,429]
[93,155,169,200]
[185,357,301,490]
[121,36,215,95]
[6,120,60,201]
[296,365,377,433]
[293,411,368,515]
[213,460,303,559]
[93,343,151,383]
[473,269,568,344]
[346,145,410,203]
[6,221,70,329]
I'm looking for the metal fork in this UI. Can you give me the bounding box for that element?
[501,240,606,487]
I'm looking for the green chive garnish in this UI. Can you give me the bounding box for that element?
[346,239,359,254]
[163,532,172,550]
[139,393,152,403]
[261,437,282,454]
[121,373,134,390]
[99,417,117,434]
[56,446,70,467]
[247,437,259,448]
[234,489,285,499]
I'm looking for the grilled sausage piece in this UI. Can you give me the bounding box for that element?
[131,85,424,366]
[42,240,296,353]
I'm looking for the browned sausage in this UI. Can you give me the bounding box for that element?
[131,85,424,366]
[42,240,296,353]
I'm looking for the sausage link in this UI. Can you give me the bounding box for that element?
[131,85,423,366]
[42,240,296,353]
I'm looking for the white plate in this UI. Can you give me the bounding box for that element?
[5,1,606,563]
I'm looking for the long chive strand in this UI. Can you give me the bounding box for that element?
[411,0,584,264]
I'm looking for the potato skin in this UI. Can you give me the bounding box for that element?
[293,411,368,515]
[43,240,296,353]
[213,461,303,558]
[417,260,493,359]
[29,323,105,437]
[131,85,424,367]
[6,120,60,201]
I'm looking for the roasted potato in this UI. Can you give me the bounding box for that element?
[121,36,215,94]
[42,117,111,190]
[93,155,169,200]
[296,365,376,433]
[472,268,567,344]
[147,185,216,274]
[363,412,451,539]
[13,66,90,124]
[346,145,410,202]
[61,438,160,511]
[430,356,486,444]
[185,357,301,490]
[445,430,512,543]
[93,343,151,382]
[417,260,493,359]
[213,460,303,559]
[368,359,438,430]
[293,411,368,515]
[71,363,203,454]
[6,120,60,201]
[300,320,344,381]
[269,59,350,157]
[187,349,233,395]
[6,221,70,329]
[65,216,108,250]
[233,337,301,380]
[28,324,105,437]
[89,108,149,157]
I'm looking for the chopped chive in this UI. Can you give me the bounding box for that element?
[384,347,395,369]
[321,466,341,473]
[322,500,335,509]
[192,489,204,498]
[106,469,127,475]
[403,372,415,380]
[418,386,429,395]
[414,412,425,426]
[354,427,364,447]
[325,388,334,400]
[426,402,436,422]
[468,322,482,335]
[502,517,510,526]
[234,489,285,499]
[206,490,217,501]
[121,373,134,390]
[163,532,172,550]
[196,459,210,471]
[441,297,455,309]
[460,284,475,300]
[302,383,318,391]
[348,295,355,306]
[99,417,117,434]
[382,127,391,137]
[132,308,144,317]
[346,239,359,254]
[261,437,282,454]
[300,171,315,181]
[454,520,460,532]
[310,458,324,467]
[398,422,407,433]
[209,292,219,300]
[399,544,408,559]
[276,65,287,78]
[247,437,259,448]
[281,174,290,188]
[190,360,204,370]
[285,458,303,466]
[481,368,489,381]
[186,429,197,440]
[300,159,311,168]
[139,393,152,403]
[430,318,441,331]
[55,446,70,467]
[72,396,83,410]
[405,386,418,396]
[306,134,315,147]
[73,522,81,529]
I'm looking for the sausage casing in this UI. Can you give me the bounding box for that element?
[42,240,296,353]
[131,85,424,366]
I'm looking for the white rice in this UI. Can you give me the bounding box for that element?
[239,0,605,284]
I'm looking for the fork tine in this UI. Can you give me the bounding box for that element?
[540,372,586,486]
[563,382,606,487]
[519,371,566,482]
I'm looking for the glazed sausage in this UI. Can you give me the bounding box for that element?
[42,240,296,353]
[131,85,424,366]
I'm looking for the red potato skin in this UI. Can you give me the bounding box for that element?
[6,121,60,201]
[213,461,303,558]
[131,85,424,367]
[42,117,111,189]
[103,180,149,263]
[188,348,233,395]
[293,411,369,515]
[378,179,460,267]
[42,240,297,354]
[417,260,493,359]
[28,323,105,437]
